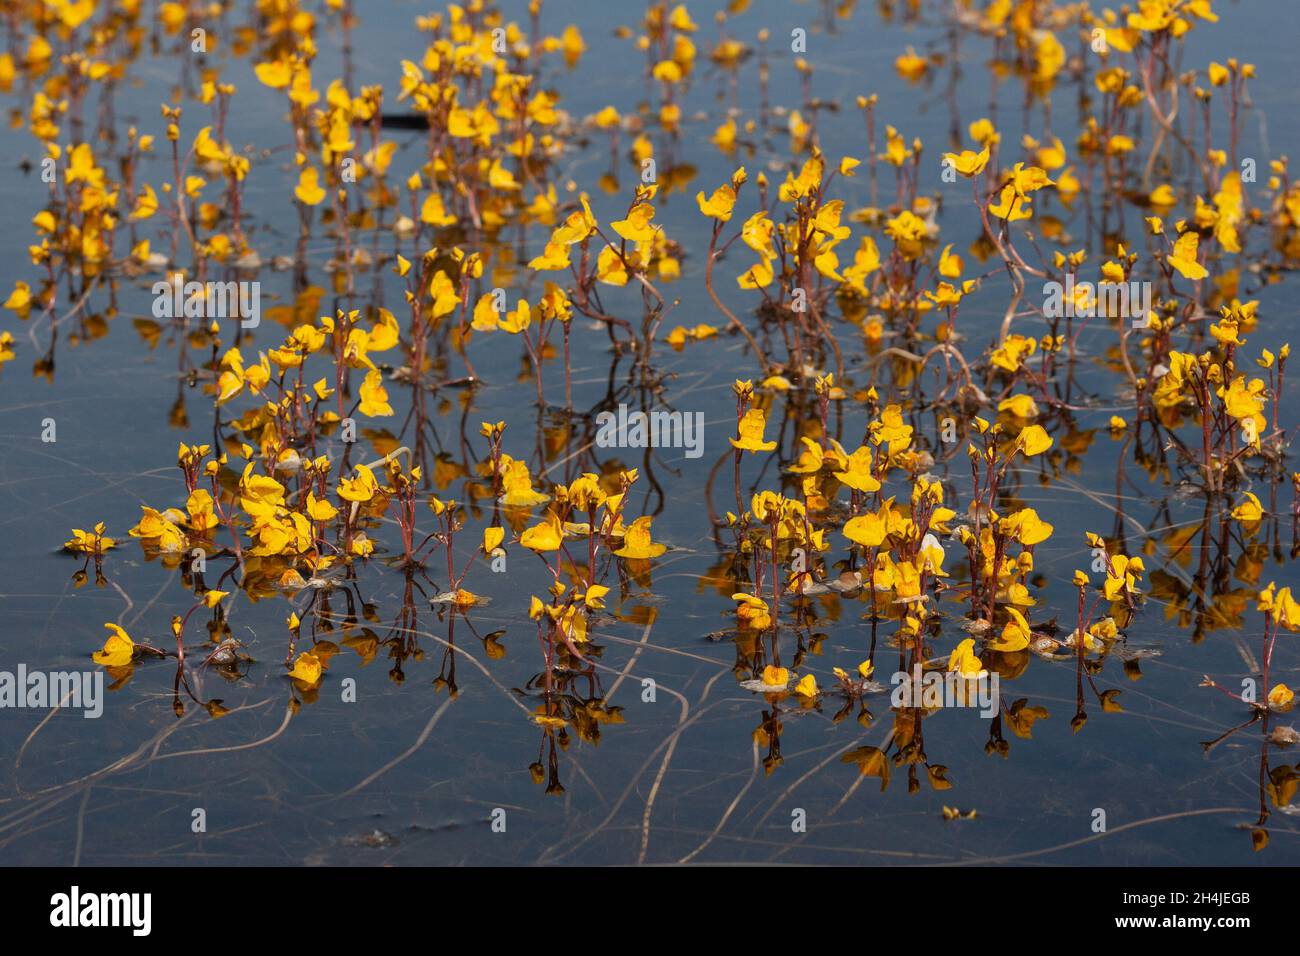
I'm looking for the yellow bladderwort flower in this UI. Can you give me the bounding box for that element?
[499,457,550,507]
[843,509,889,549]
[794,674,819,698]
[520,510,564,552]
[595,245,629,286]
[128,506,187,552]
[938,244,963,279]
[306,493,338,522]
[337,463,379,503]
[286,651,323,686]
[294,166,326,205]
[894,46,927,81]
[948,638,985,676]
[1258,584,1300,631]
[759,664,789,688]
[92,623,135,667]
[740,210,776,259]
[832,445,881,493]
[1230,492,1263,525]
[1002,507,1054,546]
[1221,375,1266,424]
[788,436,827,475]
[64,522,116,553]
[610,202,657,243]
[482,526,505,556]
[696,182,736,222]
[988,606,1031,652]
[737,256,774,289]
[732,593,771,630]
[185,488,219,532]
[528,240,570,271]
[870,405,914,455]
[730,407,777,453]
[1103,554,1145,602]
[1016,424,1053,457]
[583,584,610,610]
[498,299,532,334]
[942,144,990,177]
[1268,684,1295,708]
[614,515,667,559]
[988,183,1032,221]
[997,394,1039,419]
[358,368,393,417]
[1167,230,1209,280]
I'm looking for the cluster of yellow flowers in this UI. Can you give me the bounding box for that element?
[5,0,1295,813]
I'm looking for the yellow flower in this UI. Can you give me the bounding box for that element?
[1268,684,1294,708]
[500,457,550,507]
[997,394,1039,418]
[520,511,564,552]
[832,445,881,492]
[894,46,927,80]
[453,588,481,607]
[737,256,774,289]
[947,638,984,676]
[527,241,570,271]
[1103,554,1144,601]
[498,299,532,334]
[64,523,117,553]
[483,526,505,555]
[92,623,135,667]
[614,515,667,559]
[295,166,326,205]
[286,651,323,686]
[610,203,657,243]
[741,210,776,258]
[938,244,963,278]
[988,607,1031,652]
[696,183,736,222]
[306,493,338,522]
[1167,231,1208,280]
[794,674,819,697]
[358,369,393,417]
[942,145,990,177]
[1260,584,1300,631]
[759,664,789,688]
[202,589,229,608]
[583,584,610,610]
[1230,492,1263,524]
[843,509,888,548]
[1017,424,1053,457]
[254,59,293,89]
[1003,507,1054,546]
[1222,376,1265,422]
[988,184,1032,221]
[128,506,187,552]
[733,592,772,630]
[5,281,32,314]
[730,408,777,453]
[337,463,379,502]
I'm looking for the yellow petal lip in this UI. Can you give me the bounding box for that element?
[92,622,135,667]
